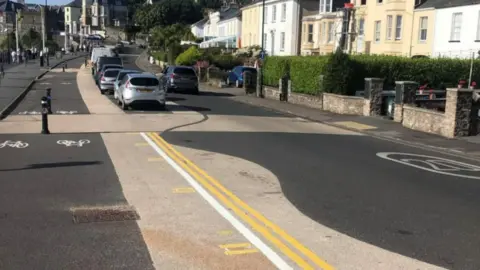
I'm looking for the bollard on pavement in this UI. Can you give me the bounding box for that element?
[62,63,65,72]
[46,88,52,114]
[41,97,50,134]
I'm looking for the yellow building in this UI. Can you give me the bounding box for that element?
[301,13,341,55]
[240,1,262,47]
[349,0,434,57]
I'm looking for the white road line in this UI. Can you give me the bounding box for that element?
[140,133,293,270]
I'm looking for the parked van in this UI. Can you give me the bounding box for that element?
[91,48,115,75]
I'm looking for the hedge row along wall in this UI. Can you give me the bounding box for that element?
[263,54,480,95]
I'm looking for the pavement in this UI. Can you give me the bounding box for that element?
[0,53,86,117]
[1,48,479,269]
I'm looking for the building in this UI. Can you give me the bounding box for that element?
[191,18,207,39]
[0,0,24,33]
[200,4,241,48]
[241,0,261,47]
[300,0,350,55]
[90,0,128,29]
[417,0,480,59]
[349,0,424,56]
[64,0,86,35]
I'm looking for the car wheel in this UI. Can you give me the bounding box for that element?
[235,80,240,88]
[158,103,166,110]
[121,100,128,110]
[100,89,106,95]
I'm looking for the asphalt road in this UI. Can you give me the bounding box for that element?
[11,58,89,115]
[157,89,480,269]
[0,133,154,269]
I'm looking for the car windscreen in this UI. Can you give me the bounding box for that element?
[130,77,159,86]
[104,70,120,77]
[99,57,122,66]
[102,65,122,71]
[174,68,196,76]
[118,71,139,81]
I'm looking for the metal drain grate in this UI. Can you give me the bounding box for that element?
[71,205,140,224]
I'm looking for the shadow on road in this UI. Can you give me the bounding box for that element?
[160,130,480,270]
[0,161,102,171]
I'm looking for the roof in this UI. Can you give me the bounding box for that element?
[192,18,208,27]
[218,7,241,22]
[240,0,261,10]
[416,0,480,9]
[65,0,93,8]
[0,0,24,12]
[65,0,126,8]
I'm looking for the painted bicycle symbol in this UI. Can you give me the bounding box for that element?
[0,140,29,148]
[57,139,90,147]
[56,110,78,115]
[18,111,41,115]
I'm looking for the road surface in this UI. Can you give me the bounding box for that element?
[0,47,478,269]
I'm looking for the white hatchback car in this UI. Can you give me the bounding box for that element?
[114,73,166,110]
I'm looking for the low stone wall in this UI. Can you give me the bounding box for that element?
[402,105,448,137]
[264,86,281,99]
[322,93,363,115]
[289,92,323,110]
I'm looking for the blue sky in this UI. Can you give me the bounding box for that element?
[25,0,70,5]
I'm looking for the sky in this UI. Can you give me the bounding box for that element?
[24,0,71,5]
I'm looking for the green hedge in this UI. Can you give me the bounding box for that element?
[209,55,244,70]
[263,54,480,95]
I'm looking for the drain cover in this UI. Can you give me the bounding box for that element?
[71,204,140,224]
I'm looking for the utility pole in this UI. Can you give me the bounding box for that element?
[41,5,46,53]
[15,10,21,62]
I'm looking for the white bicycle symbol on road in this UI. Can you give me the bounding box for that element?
[0,140,29,148]
[57,139,90,147]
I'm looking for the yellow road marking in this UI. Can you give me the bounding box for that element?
[135,142,149,146]
[332,121,377,130]
[219,243,259,255]
[172,187,195,193]
[148,132,334,270]
[218,230,234,236]
[147,157,163,162]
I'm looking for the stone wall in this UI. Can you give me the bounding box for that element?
[402,105,448,136]
[289,92,323,110]
[323,93,363,115]
[264,86,281,100]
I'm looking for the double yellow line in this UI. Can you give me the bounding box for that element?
[146,132,334,270]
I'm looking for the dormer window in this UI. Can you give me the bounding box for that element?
[319,0,332,13]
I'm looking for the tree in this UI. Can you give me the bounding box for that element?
[134,0,202,33]
[149,24,197,63]
[21,28,42,49]
[0,32,16,50]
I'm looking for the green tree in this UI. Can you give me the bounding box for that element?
[0,32,17,50]
[134,0,202,33]
[21,28,42,49]
[150,24,197,63]
[323,48,353,95]
[176,46,202,65]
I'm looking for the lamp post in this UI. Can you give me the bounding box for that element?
[258,0,266,98]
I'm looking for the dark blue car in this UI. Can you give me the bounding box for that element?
[226,66,257,88]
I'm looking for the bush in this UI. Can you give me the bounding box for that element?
[175,46,202,66]
[152,51,167,62]
[263,56,292,87]
[323,49,354,95]
[290,56,328,95]
[263,53,480,95]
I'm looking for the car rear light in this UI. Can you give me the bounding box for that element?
[170,73,176,79]
[125,81,130,88]
[101,76,105,81]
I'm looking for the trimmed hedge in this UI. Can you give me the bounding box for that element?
[263,54,480,95]
[209,55,244,70]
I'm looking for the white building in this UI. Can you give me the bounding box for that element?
[254,0,318,56]
[200,5,241,48]
[431,2,480,59]
[191,18,207,39]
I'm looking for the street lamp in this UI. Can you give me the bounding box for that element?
[258,0,266,98]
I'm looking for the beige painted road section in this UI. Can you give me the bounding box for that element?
[0,64,445,269]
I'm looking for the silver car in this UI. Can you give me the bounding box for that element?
[114,69,141,93]
[114,73,166,110]
[99,68,122,94]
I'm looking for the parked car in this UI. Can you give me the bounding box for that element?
[114,69,142,93]
[159,66,199,94]
[226,66,257,88]
[98,68,122,95]
[96,56,123,76]
[115,73,166,110]
[95,64,123,85]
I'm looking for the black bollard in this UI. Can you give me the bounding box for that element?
[62,64,65,72]
[40,55,44,67]
[46,55,49,67]
[46,88,52,114]
[41,97,50,134]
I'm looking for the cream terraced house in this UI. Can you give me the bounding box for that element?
[241,0,262,47]
[301,0,350,55]
[349,0,429,56]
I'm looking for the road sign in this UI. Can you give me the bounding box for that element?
[376,152,480,179]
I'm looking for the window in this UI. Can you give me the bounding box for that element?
[280,32,285,51]
[319,0,331,12]
[395,15,402,40]
[419,16,428,42]
[174,68,196,76]
[361,0,366,4]
[377,0,382,3]
[386,15,392,40]
[477,11,480,40]
[450,12,462,41]
[374,20,381,42]
[327,22,334,43]
[281,3,286,21]
[308,24,313,42]
[264,6,268,23]
[358,18,365,35]
[130,77,159,86]
[272,5,276,22]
